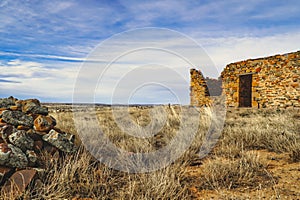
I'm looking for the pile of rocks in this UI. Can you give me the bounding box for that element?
[0,96,77,196]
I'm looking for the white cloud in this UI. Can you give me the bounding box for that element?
[203,31,300,74]
[0,1,299,103]
[0,59,80,101]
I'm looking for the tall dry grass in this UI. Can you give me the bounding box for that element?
[1,105,299,199]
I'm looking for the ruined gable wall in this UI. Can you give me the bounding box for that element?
[190,69,211,106]
[221,51,300,108]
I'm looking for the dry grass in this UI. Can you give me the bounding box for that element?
[1,105,299,199]
[197,151,272,190]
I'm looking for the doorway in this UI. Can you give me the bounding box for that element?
[239,74,252,107]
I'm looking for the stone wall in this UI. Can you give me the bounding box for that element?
[0,96,77,195]
[190,69,211,106]
[221,51,300,108]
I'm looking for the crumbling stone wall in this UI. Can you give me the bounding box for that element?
[190,69,211,106]
[221,51,300,108]
[0,96,77,195]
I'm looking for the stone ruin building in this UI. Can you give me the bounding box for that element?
[190,50,300,108]
[190,68,211,106]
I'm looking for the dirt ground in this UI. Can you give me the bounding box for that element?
[187,150,300,199]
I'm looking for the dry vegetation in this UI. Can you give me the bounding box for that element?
[2,105,299,199]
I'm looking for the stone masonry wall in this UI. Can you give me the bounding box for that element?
[221,51,300,108]
[190,69,211,106]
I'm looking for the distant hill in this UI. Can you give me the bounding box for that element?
[205,77,222,96]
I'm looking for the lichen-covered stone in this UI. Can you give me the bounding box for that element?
[0,122,7,127]
[0,96,77,177]
[0,143,28,168]
[6,144,28,168]
[26,129,43,141]
[0,125,15,143]
[0,143,11,165]
[17,125,30,131]
[8,130,34,151]
[21,99,48,115]
[33,115,56,132]
[1,110,33,127]
[0,96,16,109]
[42,129,76,153]
[9,105,19,111]
[26,150,37,165]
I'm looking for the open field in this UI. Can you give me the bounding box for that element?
[2,104,299,199]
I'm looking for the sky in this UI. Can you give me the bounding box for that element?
[1,0,299,104]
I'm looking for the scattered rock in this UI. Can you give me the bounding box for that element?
[34,115,56,132]
[0,122,7,127]
[0,166,13,185]
[26,129,43,140]
[17,125,30,131]
[1,110,33,127]
[6,144,28,168]
[0,143,11,166]
[42,129,76,153]
[0,96,77,193]
[21,99,48,115]
[0,125,15,143]
[26,150,38,166]
[2,169,36,197]
[8,130,34,151]
[0,97,16,109]
[9,105,19,111]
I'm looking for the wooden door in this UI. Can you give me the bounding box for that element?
[239,74,252,107]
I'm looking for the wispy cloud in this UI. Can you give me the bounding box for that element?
[0,0,299,103]
[0,79,21,83]
[0,51,86,62]
[0,59,80,101]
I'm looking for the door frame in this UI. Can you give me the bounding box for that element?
[238,73,253,107]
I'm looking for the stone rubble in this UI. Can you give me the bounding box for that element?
[0,96,77,196]
[2,169,37,198]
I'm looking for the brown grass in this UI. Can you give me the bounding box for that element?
[1,105,299,199]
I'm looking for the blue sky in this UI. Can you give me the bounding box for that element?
[0,0,299,103]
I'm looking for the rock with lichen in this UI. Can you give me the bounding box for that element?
[42,129,77,153]
[8,130,34,151]
[1,110,33,127]
[34,115,56,132]
[0,96,16,109]
[20,99,48,115]
[0,96,78,189]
